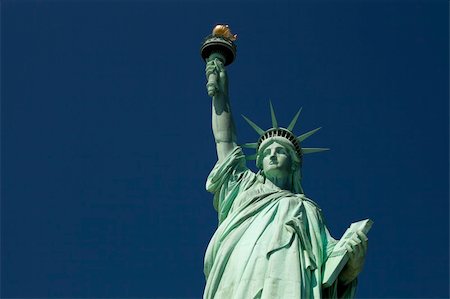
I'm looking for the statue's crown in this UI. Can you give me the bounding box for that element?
[242,101,329,161]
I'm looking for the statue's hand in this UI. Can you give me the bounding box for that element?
[339,231,368,285]
[205,58,228,97]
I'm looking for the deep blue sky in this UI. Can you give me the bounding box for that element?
[2,1,448,298]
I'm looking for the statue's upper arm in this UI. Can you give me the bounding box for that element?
[216,141,237,162]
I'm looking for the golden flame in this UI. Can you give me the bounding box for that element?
[212,24,237,41]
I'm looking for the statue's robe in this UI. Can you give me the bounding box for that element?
[203,147,357,299]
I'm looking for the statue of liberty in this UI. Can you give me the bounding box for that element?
[201,25,369,299]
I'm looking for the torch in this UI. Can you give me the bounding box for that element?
[201,25,237,97]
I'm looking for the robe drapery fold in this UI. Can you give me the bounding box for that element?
[204,147,357,299]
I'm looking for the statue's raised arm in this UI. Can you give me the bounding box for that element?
[201,25,238,162]
[206,57,237,161]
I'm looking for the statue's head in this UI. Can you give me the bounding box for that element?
[256,136,301,175]
[242,102,328,194]
[256,136,302,193]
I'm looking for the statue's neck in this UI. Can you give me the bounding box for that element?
[265,175,292,191]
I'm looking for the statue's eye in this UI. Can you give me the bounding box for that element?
[277,148,287,155]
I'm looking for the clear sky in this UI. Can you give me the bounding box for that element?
[2,1,448,298]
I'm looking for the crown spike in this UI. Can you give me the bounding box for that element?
[287,107,303,131]
[302,148,329,155]
[269,100,279,129]
[298,127,322,142]
[245,154,257,161]
[242,114,265,136]
[242,142,258,149]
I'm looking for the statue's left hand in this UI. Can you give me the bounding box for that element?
[339,231,368,285]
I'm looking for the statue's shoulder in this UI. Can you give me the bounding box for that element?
[297,194,328,227]
[298,194,323,212]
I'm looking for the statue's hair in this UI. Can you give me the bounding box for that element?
[256,138,304,194]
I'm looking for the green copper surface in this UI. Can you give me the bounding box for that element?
[287,108,303,131]
[242,114,265,136]
[269,100,279,129]
[297,127,322,142]
[201,26,369,299]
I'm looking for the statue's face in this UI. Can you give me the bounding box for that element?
[261,141,292,178]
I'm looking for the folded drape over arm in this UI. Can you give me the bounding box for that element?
[206,146,253,223]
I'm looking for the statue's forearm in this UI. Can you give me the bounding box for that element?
[338,265,358,285]
[204,54,237,161]
[212,94,237,160]
[212,94,234,142]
